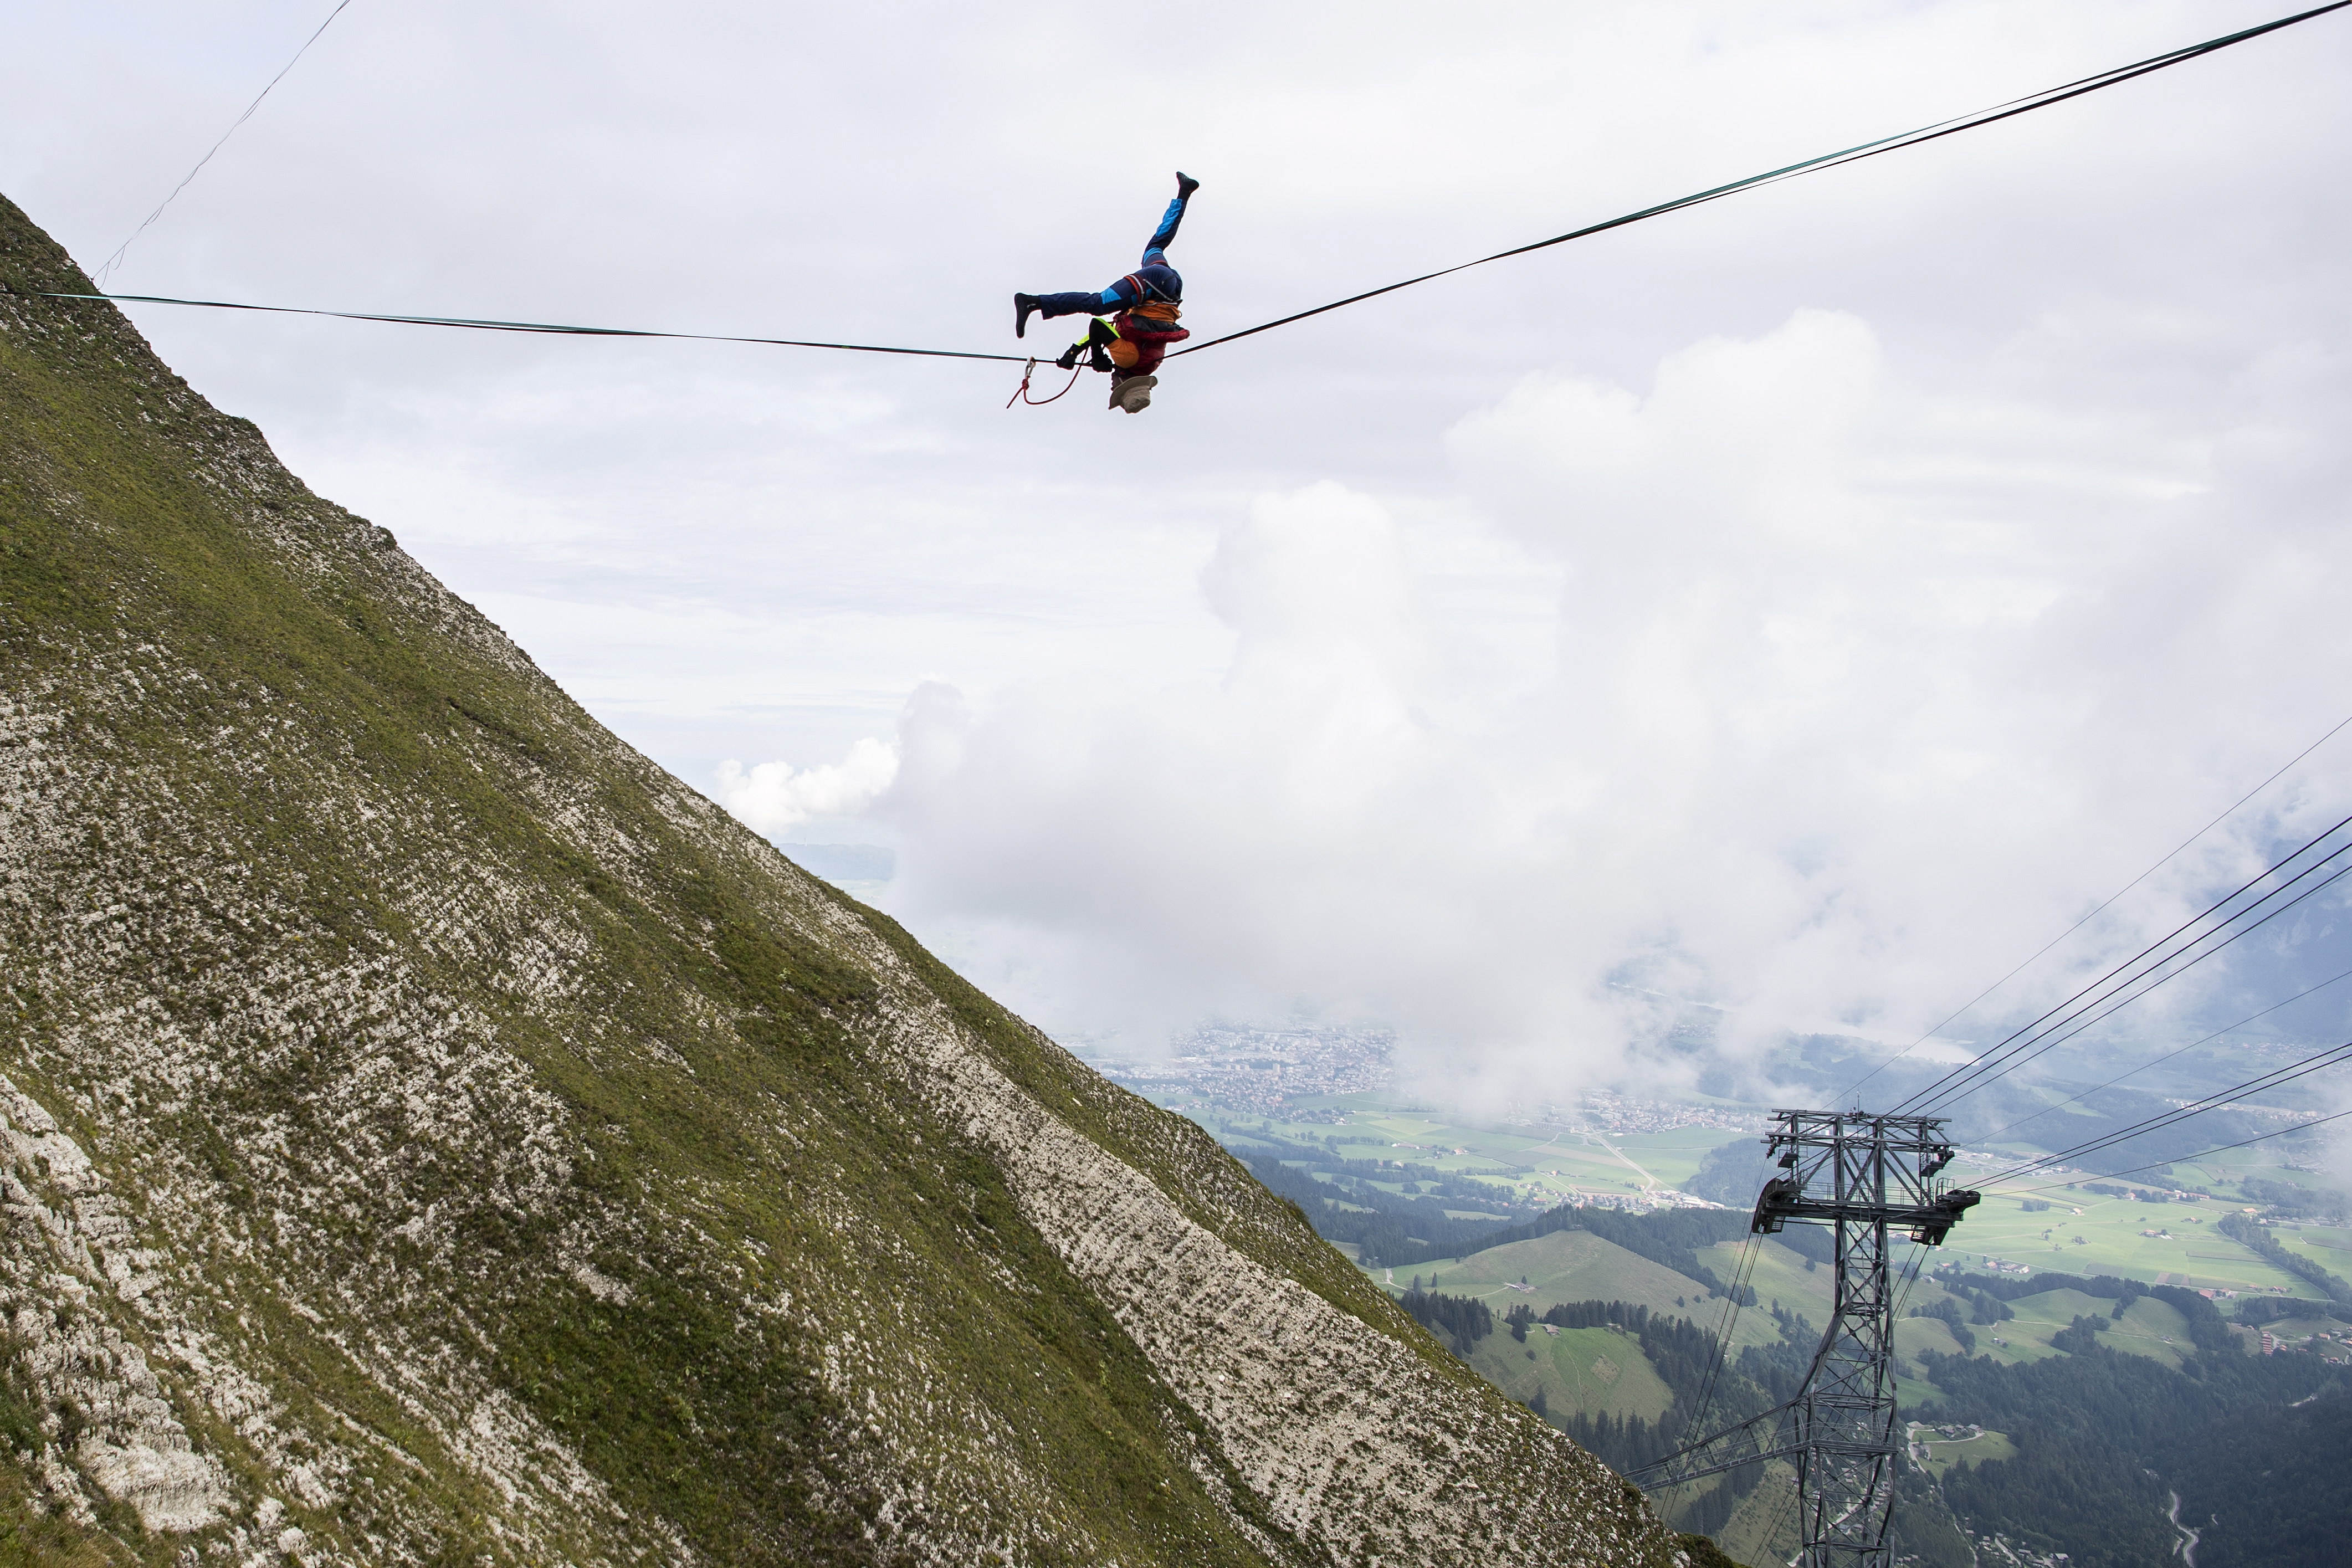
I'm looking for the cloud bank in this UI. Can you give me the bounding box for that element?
[830,307,2352,1099]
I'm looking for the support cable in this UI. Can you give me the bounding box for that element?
[1979,1038,2352,1186]
[1974,964,2352,1147]
[1890,817,2352,1115]
[2003,1105,2352,1197]
[93,0,360,286]
[1909,849,2352,1116]
[9,286,1031,364]
[1676,1134,1780,1461]
[1684,1232,1764,1448]
[1838,705,2352,1104]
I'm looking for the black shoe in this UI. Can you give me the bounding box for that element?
[1014,293,1040,339]
[1055,342,1080,370]
[1176,171,1200,198]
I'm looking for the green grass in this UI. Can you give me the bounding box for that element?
[1390,1229,1725,1325]
[1915,1427,2017,1480]
[1895,1313,1970,1366]
[1465,1324,1677,1422]
[1709,1459,1801,1567]
[1938,1183,2307,1293]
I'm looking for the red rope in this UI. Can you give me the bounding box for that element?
[1005,356,1084,407]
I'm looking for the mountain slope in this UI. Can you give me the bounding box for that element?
[0,196,1685,1567]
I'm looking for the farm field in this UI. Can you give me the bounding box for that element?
[1976,1288,2194,1370]
[1698,1237,1834,1321]
[1464,1321,1677,1422]
[1388,1228,1766,1333]
[2262,1220,2352,1278]
[1894,1311,1970,1366]
[1201,1092,1753,1208]
[1924,1180,2309,1294]
[1912,1424,2018,1479]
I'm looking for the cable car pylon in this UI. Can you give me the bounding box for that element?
[1633,1110,1979,1566]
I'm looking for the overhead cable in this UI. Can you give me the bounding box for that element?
[1981,1037,2352,1186]
[1839,705,2352,1103]
[93,0,361,286]
[2006,1105,2352,1196]
[1685,1232,1764,1444]
[1907,845,2352,1115]
[1975,964,2352,1146]
[1888,816,2352,1115]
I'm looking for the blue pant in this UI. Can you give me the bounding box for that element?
[1036,193,1190,319]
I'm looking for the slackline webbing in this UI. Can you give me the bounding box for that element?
[1170,0,2351,355]
[8,288,1031,363]
[21,0,2345,367]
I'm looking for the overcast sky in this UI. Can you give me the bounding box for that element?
[10,1,2351,1104]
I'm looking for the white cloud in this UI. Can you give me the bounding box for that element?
[714,740,899,835]
[878,305,2352,1103]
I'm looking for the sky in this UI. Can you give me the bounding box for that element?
[8,0,2351,1109]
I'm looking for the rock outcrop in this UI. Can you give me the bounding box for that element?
[0,192,1686,1567]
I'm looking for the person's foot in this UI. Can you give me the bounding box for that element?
[1176,171,1200,198]
[1055,342,1080,370]
[1014,293,1040,338]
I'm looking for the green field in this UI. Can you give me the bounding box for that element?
[1699,1237,1834,1318]
[2238,1316,2352,1360]
[1188,1093,1753,1208]
[1913,1425,2018,1480]
[1923,1179,2312,1295]
[1393,1228,1764,1329]
[2263,1221,2352,1282]
[1464,1322,1678,1421]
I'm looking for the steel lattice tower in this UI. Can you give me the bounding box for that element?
[1750,1111,1979,1568]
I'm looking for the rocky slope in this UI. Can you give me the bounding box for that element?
[0,193,1688,1567]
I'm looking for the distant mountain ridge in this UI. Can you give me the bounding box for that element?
[0,193,1687,1567]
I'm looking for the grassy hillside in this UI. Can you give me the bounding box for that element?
[1465,1324,1677,1423]
[0,193,1682,1568]
[1413,1231,1721,1320]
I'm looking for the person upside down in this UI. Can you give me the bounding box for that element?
[1015,171,1198,413]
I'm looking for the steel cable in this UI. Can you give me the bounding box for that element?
[1890,817,2352,1115]
[1975,964,2352,1147]
[1838,715,2352,1104]
[1909,853,2352,1116]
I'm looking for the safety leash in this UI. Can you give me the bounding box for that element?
[1004,357,1083,407]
